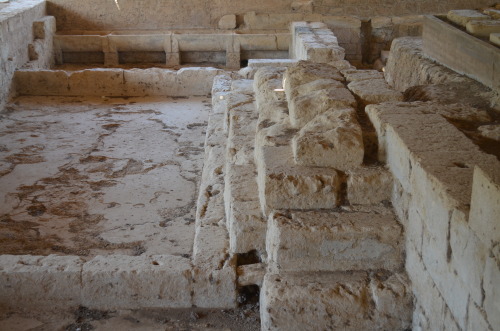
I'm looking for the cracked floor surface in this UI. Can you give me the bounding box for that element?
[0,95,210,258]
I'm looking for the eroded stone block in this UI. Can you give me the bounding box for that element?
[341,69,384,83]
[283,61,344,98]
[260,271,412,331]
[348,78,404,105]
[466,20,500,38]
[266,209,403,273]
[347,166,393,204]
[447,10,489,27]
[292,108,364,170]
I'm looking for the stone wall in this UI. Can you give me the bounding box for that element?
[0,0,49,112]
[47,0,493,31]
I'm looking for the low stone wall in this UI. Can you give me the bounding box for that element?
[367,102,499,330]
[13,67,224,97]
[0,0,50,112]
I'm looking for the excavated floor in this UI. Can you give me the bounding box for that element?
[0,95,210,258]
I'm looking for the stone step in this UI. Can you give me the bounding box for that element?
[266,208,404,273]
[260,271,413,331]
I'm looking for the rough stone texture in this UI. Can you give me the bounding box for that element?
[266,210,403,273]
[341,69,384,83]
[291,21,345,63]
[347,166,393,205]
[466,19,500,38]
[292,108,364,170]
[384,37,468,92]
[257,145,341,214]
[289,87,357,128]
[347,78,404,105]
[491,32,500,46]
[218,14,237,29]
[284,61,344,97]
[478,124,500,141]
[261,271,412,331]
[0,255,83,308]
[82,255,192,309]
[484,8,500,20]
[447,10,489,27]
[0,1,50,111]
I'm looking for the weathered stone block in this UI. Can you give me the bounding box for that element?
[257,145,341,214]
[341,69,384,83]
[218,14,236,29]
[283,61,344,98]
[466,19,500,38]
[347,78,404,105]
[14,70,69,96]
[82,255,192,309]
[260,271,412,331]
[292,108,364,170]
[266,209,403,273]
[0,255,83,308]
[447,10,489,27]
[289,87,357,128]
[68,69,125,96]
[347,166,393,204]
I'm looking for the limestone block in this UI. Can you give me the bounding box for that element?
[467,300,494,331]
[447,10,489,27]
[449,212,488,305]
[292,108,364,170]
[266,210,403,273]
[490,32,500,46]
[483,254,500,329]
[14,70,69,96]
[68,69,125,96]
[289,87,357,128]
[260,271,412,331]
[257,145,341,213]
[347,166,393,204]
[329,59,355,70]
[218,14,236,29]
[478,124,500,141]
[283,61,344,97]
[341,69,384,83]
[82,255,192,309]
[347,78,404,105]
[192,220,237,308]
[469,165,500,247]
[255,119,295,151]
[239,59,297,79]
[484,8,500,19]
[237,263,266,287]
[466,20,500,38]
[290,78,344,101]
[230,79,254,95]
[123,68,176,96]
[176,67,223,96]
[0,255,83,308]
[406,243,446,331]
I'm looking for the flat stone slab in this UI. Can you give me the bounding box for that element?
[266,209,403,273]
[261,271,413,331]
[447,10,490,27]
[466,20,500,38]
[348,78,404,105]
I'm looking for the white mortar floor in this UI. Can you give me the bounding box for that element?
[0,96,210,258]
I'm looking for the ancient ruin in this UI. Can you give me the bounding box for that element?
[0,0,499,330]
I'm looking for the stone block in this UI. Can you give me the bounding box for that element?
[341,69,384,83]
[82,255,192,309]
[192,221,237,308]
[257,145,341,214]
[283,61,344,98]
[289,87,357,128]
[347,166,393,204]
[329,59,355,70]
[0,255,83,308]
[447,10,489,27]
[347,78,404,105]
[466,20,500,38]
[260,271,412,331]
[491,32,500,46]
[484,8,500,19]
[14,70,69,96]
[237,263,266,287]
[218,14,236,29]
[292,108,364,170]
[289,78,344,101]
[266,209,403,273]
[478,124,500,141]
[483,251,500,328]
[68,69,125,96]
[123,68,176,96]
[176,67,223,96]
[469,165,500,247]
[450,211,488,305]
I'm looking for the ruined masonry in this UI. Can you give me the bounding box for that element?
[0,1,499,330]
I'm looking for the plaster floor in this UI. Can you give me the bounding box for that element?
[0,95,210,258]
